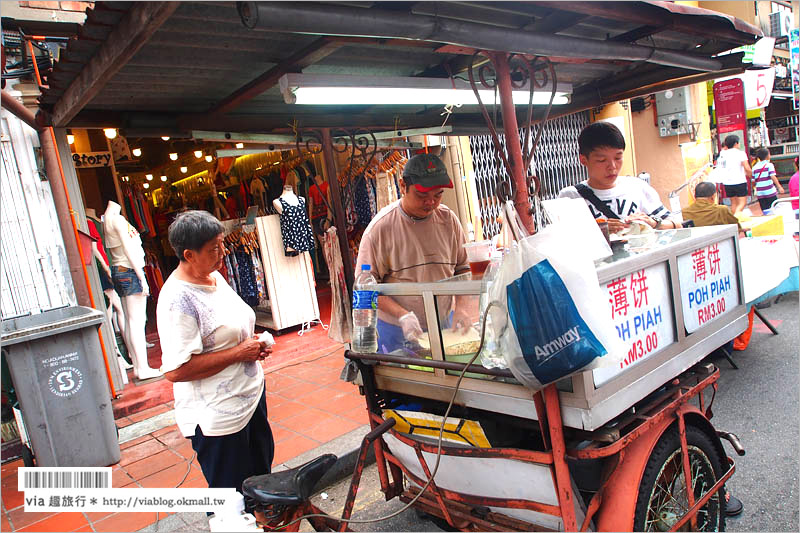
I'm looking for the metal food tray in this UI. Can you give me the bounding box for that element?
[365,225,747,431]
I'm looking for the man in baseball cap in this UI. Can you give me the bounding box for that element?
[402,153,455,193]
[355,153,470,354]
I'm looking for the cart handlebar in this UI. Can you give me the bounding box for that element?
[344,350,515,378]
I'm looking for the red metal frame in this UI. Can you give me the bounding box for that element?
[347,352,736,532]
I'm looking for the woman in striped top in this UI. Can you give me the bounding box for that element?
[751,147,785,213]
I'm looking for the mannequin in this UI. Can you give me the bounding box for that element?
[86,208,132,376]
[274,185,315,257]
[103,201,162,380]
[272,185,300,213]
[308,175,332,269]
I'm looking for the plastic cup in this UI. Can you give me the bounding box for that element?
[463,241,493,277]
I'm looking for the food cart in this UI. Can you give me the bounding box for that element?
[344,224,748,531]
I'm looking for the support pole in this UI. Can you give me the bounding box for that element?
[491,52,534,234]
[320,128,355,295]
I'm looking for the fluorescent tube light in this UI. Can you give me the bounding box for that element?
[279,73,571,106]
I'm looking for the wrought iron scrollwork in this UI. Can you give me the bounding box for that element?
[294,128,380,231]
[466,52,558,208]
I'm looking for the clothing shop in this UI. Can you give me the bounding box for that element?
[64,124,426,389]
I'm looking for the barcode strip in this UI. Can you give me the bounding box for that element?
[20,468,110,490]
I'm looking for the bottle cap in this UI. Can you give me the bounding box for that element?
[361,264,371,270]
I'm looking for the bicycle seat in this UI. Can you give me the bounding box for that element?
[242,454,337,506]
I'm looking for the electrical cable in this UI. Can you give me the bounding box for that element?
[263,302,500,530]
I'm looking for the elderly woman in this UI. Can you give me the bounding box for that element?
[156,210,274,492]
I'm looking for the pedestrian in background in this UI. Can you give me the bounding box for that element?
[751,148,784,214]
[716,135,752,215]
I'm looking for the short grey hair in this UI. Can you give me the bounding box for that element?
[168,210,224,261]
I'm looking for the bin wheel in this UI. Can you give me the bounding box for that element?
[633,425,726,532]
[21,444,34,467]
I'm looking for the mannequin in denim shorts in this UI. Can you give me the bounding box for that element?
[103,201,162,380]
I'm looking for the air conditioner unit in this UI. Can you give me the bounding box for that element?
[768,11,793,37]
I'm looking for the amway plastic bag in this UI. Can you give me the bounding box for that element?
[487,222,625,391]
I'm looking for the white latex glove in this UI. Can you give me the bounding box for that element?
[399,311,423,342]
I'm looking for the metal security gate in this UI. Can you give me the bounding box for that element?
[1,112,74,319]
[469,111,590,239]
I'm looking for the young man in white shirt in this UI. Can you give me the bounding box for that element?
[559,122,681,234]
[716,134,752,215]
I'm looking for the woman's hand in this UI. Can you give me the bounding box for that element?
[238,338,268,362]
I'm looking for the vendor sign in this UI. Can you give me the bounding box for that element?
[593,262,676,387]
[677,239,740,333]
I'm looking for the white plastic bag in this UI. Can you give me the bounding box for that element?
[487,222,625,391]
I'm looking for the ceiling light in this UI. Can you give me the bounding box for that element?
[161,175,168,182]
[122,175,129,182]
[235,142,244,149]
[279,73,571,106]
[169,153,178,161]
[180,166,188,173]
[103,128,117,139]
[132,148,142,157]
[205,155,213,162]
[143,183,150,189]
[67,134,75,145]
[146,174,153,181]
[194,150,203,158]
[161,136,170,141]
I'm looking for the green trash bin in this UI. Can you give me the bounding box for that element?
[1,306,121,467]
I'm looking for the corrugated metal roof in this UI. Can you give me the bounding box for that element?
[35,1,762,134]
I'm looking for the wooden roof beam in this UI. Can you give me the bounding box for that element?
[204,37,343,117]
[46,2,179,127]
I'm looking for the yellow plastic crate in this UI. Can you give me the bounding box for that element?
[738,215,785,237]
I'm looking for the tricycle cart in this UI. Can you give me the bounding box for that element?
[341,224,747,532]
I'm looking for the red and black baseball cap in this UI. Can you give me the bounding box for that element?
[402,154,454,192]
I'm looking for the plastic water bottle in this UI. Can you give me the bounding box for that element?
[208,492,260,532]
[352,264,378,353]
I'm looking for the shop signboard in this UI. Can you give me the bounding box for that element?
[790,28,799,110]
[677,239,740,334]
[714,69,775,110]
[593,262,676,387]
[71,151,112,168]
[713,78,747,153]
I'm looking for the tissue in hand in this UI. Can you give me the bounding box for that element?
[258,331,275,346]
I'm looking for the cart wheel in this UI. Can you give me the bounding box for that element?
[633,425,726,532]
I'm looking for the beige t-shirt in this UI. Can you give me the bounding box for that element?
[356,200,469,326]
[157,271,264,437]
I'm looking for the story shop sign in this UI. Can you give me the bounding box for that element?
[677,239,739,333]
[593,262,676,387]
[72,151,112,168]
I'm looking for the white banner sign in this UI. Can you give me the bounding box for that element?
[677,239,740,333]
[593,262,676,387]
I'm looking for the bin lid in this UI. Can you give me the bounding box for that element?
[1,306,105,346]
